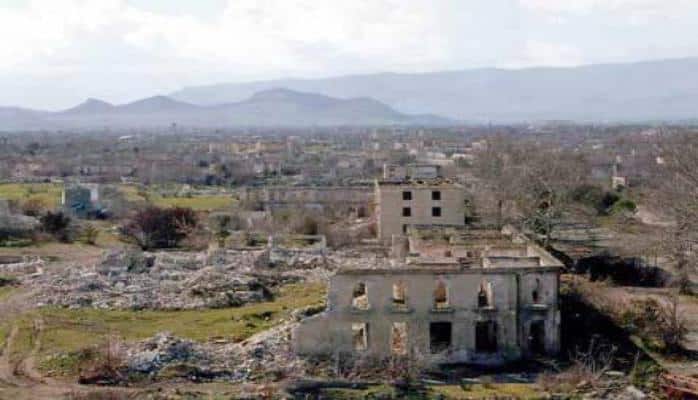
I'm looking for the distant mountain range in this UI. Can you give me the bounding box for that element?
[0,89,447,130]
[172,57,698,123]
[3,57,698,130]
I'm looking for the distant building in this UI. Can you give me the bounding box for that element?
[376,164,465,242]
[62,183,100,218]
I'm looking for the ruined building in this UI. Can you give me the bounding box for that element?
[294,164,563,365]
[62,183,100,218]
[375,164,465,242]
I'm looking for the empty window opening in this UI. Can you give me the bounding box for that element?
[475,321,498,353]
[432,207,441,217]
[432,191,441,201]
[402,207,412,217]
[444,250,452,257]
[529,320,546,355]
[532,278,541,303]
[352,282,369,310]
[352,323,369,351]
[402,191,412,201]
[478,281,494,308]
[434,280,449,309]
[392,281,407,306]
[391,322,408,355]
[430,322,452,353]
[357,207,368,218]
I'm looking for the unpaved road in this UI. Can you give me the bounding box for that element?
[0,287,138,399]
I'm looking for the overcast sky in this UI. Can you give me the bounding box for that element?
[2,0,698,110]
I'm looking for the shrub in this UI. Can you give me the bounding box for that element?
[599,192,621,214]
[81,224,100,245]
[610,199,637,215]
[213,214,232,247]
[40,211,72,242]
[570,184,605,208]
[119,206,197,250]
[0,275,18,287]
[21,198,47,217]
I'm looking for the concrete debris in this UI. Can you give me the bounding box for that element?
[26,247,381,310]
[0,199,40,235]
[620,385,647,400]
[32,249,277,310]
[127,333,204,374]
[121,323,305,384]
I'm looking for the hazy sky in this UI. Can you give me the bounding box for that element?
[2,0,698,109]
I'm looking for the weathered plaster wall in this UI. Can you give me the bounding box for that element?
[294,267,560,364]
[376,183,465,242]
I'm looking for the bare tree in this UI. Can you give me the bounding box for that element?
[655,131,698,292]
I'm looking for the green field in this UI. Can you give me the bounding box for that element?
[0,183,63,209]
[0,183,236,212]
[2,282,325,375]
[119,184,237,211]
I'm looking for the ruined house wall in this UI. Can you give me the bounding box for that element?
[376,183,465,242]
[242,186,373,213]
[294,268,560,364]
[518,271,561,355]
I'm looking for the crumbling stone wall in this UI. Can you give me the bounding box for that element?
[242,186,373,214]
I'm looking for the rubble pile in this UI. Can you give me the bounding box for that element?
[121,323,304,384]
[33,249,274,309]
[0,256,44,275]
[124,332,241,381]
[29,247,382,310]
[0,199,40,235]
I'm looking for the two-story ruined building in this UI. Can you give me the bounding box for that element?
[293,226,562,365]
[293,164,563,365]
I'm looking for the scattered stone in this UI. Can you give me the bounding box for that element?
[604,370,625,378]
[622,385,647,400]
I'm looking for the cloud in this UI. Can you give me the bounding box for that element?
[0,0,449,76]
[1,0,698,109]
[519,0,698,24]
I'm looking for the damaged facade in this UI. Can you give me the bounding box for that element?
[294,164,563,365]
[375,164,465,242]
[241,185,373,216]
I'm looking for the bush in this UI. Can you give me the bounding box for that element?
[21,198,47,217]
[599,192,621,214]
[0,275,18,287]
[571,184,605,208]
[40,211,72,242]
[610,198,637,215]
[119,206,197,250]
[81,224,100,245]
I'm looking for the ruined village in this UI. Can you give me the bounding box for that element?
[0,124,696,400]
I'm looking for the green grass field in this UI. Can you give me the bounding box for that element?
[2,282,325,375]
[118,184,237,211]
[0,183,236,212]
[0,183,63,209]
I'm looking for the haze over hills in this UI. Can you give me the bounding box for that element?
[172,57,698,123]
[0,89,447,130]
[4,57,698,130]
